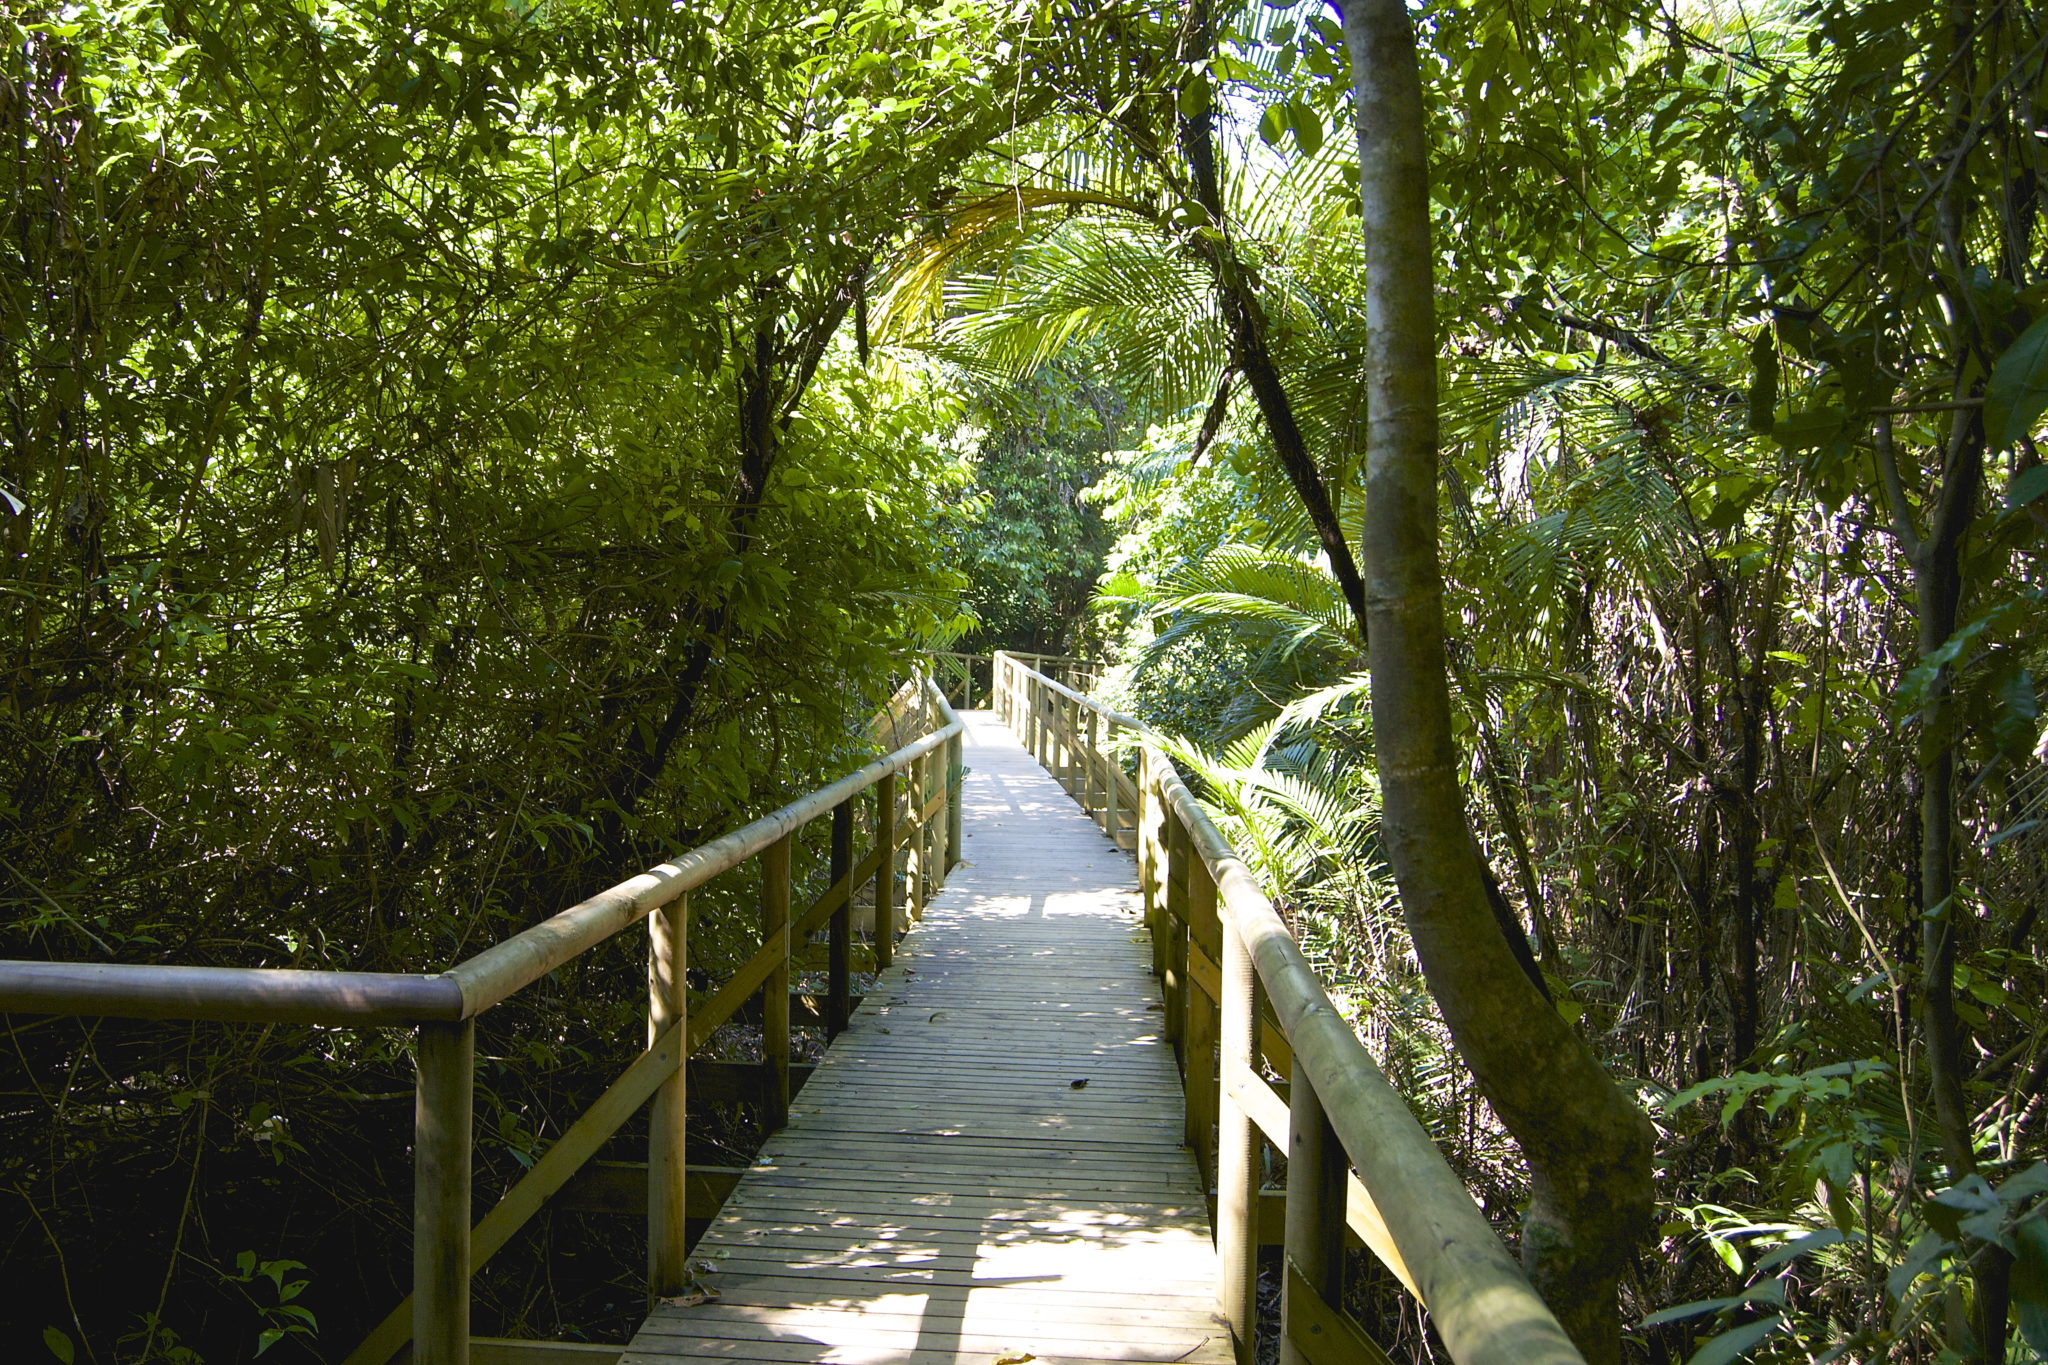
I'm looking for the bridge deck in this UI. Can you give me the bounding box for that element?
[624,710,1229,1365]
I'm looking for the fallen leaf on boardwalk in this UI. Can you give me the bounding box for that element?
[928,1012,946,1022]
[659,1286,722,1308]
[1069,1078,1088,1089]
[1146,1004,1165,1012]
[994,1352,1036,1364]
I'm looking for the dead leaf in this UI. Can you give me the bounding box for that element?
[1069,1079,1088,1090]
[659,1286,722,1308]
[1145,1003,1165,1012]
[995,1353,1036,1365]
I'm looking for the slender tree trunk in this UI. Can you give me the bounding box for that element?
[1338,3,1653,1358]
[1911,407,2010,1363]
[1170,0,1369,633]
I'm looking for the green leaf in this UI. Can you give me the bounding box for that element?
[43,1327,75,1365]
[1642,1280,1785,1327]
[1756,1229,1844,1271]
[1686,1316,1786,1365]
[1257,104,1286,148]
[2013,1215,2048,1356]
[1985,313,2048,450]
[1771,405,1846,451]
[1287,100,1325,159]
[1747,326,1776,434]
[2007,464,2048,509]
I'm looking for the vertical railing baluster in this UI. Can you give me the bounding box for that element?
[929,744,947,891]
[1280,1070,1347,1365]
[414,1018,474,1365]
[648,891,689,1296]
[828,803,852,1038]
[1064,694,1080,797]
[1183,853,1220,1187]
[910,752,928,921]
[1139,749,1166,981]
[1084,708,1101,819]
[1103,719,1121,848]
[761,835,791,1130]
[1164,812,1189,1047]
[1217,915,1259,1360]
[875,772,897,969]
[945,728,964,873]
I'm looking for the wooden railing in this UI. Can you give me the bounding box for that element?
[992,651,1585,1365]
[0,678,968,1365]
[931,648,1094,710]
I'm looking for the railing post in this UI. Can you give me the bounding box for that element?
[1083,707,1099,816]
[1183,852,1219,1186]
[928,746,947,894]
[761,834,791,1130]
[946,729,964,872]
[1063,695,1079,796]
[875,772,897,969]
[907,752,926,921]
[1280,1070,1347,1365]
[1139,749,1165,981]
[1217,915,1259,1361]
[1029,681,1043,763]
[648,891,689,1296]
[828,803,852,1038]
[1054,691,1069,787]
[1164,811,1189,1046]
[1040,683,1053,770]
[414,1018,474,1365]
[1103,720,1121,848]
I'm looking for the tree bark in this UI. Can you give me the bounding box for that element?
[1338,2,1653,1358]
[1171,0,1370,633]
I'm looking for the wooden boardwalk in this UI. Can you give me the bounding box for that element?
[623,710,1230,1365]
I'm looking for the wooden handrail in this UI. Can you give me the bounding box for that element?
[1,677,967,1365]
[447,720,958,1016]
[991,651,1584,1365]
[0,962,464,1025]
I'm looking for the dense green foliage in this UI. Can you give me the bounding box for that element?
[2,0,1010,1357]
[5,0,2048,1361]
[941,368,1118,654]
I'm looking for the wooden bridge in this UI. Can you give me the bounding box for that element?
[0,654,1582,1365]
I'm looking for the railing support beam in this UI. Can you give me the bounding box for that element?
[648,892,689,1296]
[875,773,897,969]
[414,1018,474,1365]
[828,804,852,1038]
[1217,918,1260,1362]
[761,835,791,1131]
[1280,1069,1347,1365]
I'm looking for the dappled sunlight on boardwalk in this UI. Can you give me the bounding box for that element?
[624,711,1229,1365]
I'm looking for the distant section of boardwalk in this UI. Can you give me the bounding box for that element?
[624,710,1229,1365]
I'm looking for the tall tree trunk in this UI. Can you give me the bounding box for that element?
[1170,0,1369,633]
[1337,3,1654,1359]
[1908,404,2008,1361]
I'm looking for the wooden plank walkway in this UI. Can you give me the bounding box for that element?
[624,709,1229,1365]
